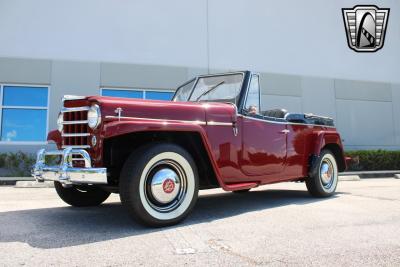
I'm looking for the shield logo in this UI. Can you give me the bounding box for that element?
[342,5,390,52]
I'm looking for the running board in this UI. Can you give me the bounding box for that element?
[224,182,259,191]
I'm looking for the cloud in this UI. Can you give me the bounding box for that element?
[5,130,17,141]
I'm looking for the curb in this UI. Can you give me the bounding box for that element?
[0,177,34,186]
[339,175,360,181]
[14,181,54,188]
[341,170,400,179]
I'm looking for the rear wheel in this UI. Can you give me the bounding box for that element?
[119,143,199,227]
[54,182,111,207]
[306,149,338,198]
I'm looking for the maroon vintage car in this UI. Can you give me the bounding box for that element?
[32,71,346,226]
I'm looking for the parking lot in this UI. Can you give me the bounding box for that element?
[0,178,399,266]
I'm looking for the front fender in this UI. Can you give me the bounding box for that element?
[47,130,62,149]
[103,119,207,139]
[102,119,230,190]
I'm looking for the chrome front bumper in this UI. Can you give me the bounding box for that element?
[32,148,107,185]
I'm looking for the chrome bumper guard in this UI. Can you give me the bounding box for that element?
[32,148,107,185]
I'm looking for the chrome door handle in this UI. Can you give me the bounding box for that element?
[280,129,290,134]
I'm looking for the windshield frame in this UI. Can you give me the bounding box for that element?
[172,71,246,104]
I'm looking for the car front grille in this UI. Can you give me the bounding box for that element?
[61,106,91,149]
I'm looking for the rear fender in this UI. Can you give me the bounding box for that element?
[309,130,346,172]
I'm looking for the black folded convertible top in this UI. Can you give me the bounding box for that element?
[285,113,335,127]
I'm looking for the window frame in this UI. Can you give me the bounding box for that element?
[0,83,50,145]
[243,73,261,114]
[172,72,246,104]
[172,78,196,101]
[100,87,175,100]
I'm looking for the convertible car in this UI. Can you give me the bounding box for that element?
[32,71,346,226]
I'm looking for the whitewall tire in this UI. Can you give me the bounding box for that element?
[306,149,338,197]
[119,143,199,226]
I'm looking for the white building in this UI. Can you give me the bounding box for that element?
[0,0,399,152]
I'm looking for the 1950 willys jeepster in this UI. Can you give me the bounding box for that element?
[33,71,346,226]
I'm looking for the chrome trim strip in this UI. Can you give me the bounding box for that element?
[105,111,333,128]
[71,157,85,161]
[105,115,207,125]
[61,133,90,137]
[62,145,91,149]
[207,121,233,126]
[105,115,238,127]
[62,106,90,113]
[62,120,89,125]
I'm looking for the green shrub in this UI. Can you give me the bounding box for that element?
[0,152,61,177]
[0,151,36,177]
[345,150,400,171]
[0,149,399,177]
[0,153,6,168]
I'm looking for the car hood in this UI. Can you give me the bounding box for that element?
[86,96,236,124]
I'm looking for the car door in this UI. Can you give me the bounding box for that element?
[240,74,287,177]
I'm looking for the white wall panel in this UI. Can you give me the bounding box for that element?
[392,84,400,146]
[335,80,392,101]
[208,0,400,83]
[0,0,208,68]
[261,95,302,113]
[0,58,51,84]
[0,0,398,83]
[100,63,188,89]
[50,60,100,130]
[336,100,395,147]
[260,73,302,96]
[302,77,336,119]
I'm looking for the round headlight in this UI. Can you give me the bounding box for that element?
[57,113,63,132]
[88,104,101,129]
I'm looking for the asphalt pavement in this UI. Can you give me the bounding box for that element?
[0,178,399,266]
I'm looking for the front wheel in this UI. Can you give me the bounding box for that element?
[54,182,111,207]
[119,143,199,227]
[306,149,338,198]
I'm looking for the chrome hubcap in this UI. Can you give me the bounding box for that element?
[144,160,187,213]
[150,168,180,204]
[320,159,334,188]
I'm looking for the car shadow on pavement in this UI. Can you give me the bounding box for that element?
[0,189,337,249]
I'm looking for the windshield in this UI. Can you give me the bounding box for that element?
[173,73,244,104]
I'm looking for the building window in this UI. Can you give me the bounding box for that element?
[0,85,49,142]
[101,88,174,101]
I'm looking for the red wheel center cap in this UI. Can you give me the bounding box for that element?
[162,178,175,194]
